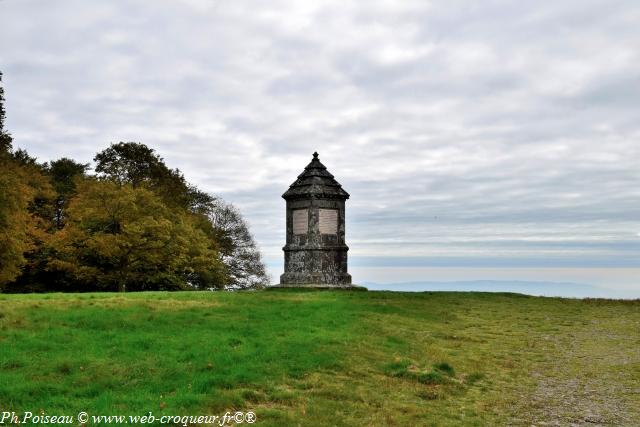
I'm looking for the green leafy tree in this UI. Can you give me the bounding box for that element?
[0,159,53,287]
[94,142,269,289]
[4,159,90,292]
[48,180,225,292]
[44,158,90,229]
[0,73,53,288]
[94,142,194,209]
[208,199,270,289]
[0,161,34,284]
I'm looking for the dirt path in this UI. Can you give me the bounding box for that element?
[522,311,640,426]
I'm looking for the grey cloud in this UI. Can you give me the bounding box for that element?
[0,0,638,272]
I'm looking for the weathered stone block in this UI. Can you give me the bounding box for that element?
[278,152,358,288]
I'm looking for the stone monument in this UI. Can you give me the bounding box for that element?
[277,152,363,289]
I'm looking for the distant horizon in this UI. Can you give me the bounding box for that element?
[266,262,640,298]
[360,279,640,299]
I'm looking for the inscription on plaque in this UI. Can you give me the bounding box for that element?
[292,209,308,235]
[319,209,338,234]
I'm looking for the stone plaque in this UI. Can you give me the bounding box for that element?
[319,209,338,234]
[292,209,308,235]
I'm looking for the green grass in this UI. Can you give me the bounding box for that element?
[0,290,639,426]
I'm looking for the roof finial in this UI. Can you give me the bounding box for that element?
[313,151,319,160]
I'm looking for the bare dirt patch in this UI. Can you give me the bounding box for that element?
[517,314,640,426]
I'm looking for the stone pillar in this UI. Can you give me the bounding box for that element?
[278,152,358,288]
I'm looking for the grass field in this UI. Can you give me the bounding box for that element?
[1,290,639,426]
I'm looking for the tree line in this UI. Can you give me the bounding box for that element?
[0,72,269,292]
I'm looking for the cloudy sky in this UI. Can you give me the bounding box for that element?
[1,1,639,288]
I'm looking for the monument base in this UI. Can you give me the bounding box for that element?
[279,271,352,285]
[268,283,367,291]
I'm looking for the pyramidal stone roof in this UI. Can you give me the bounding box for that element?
[282,152,350,200]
